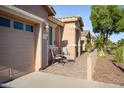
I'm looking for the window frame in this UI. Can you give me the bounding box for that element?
[49,26,53,45]
[13,21,24,30]
[25,24,33,32]
[0,16,11,28]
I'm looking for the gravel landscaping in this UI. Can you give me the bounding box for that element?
[92,55,124,86]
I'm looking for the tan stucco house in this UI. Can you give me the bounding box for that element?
[0,5,87,84]
[81,30,92,52]
[58,16,84,59]
[48,17,64,64]
[48,17,64,48]
[48,16,84,61]
[0,5,56,83]
[90,34,95,46]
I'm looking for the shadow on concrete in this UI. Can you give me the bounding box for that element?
[0,83,13,88]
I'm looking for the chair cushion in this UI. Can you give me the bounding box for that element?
[55,56,62,59]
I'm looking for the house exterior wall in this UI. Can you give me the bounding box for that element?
[14,5,48,21]
[62,23,76,44]
[62,23,77,59]
[48,18,82,61]
[47,17,83,61]
[0,5,50,83]
[81,32,92,52]
[75,21,82,29]
[60,20,83,59]
[83,38,87,51]
[48,20,57,46]
[76,29,81,56]
[55,26,62,47]
[48,20,63,63]
[59,27,64,46]
[42,24,49,69]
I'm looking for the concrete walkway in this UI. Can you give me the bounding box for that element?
[42,52,89,79]
[1,72,123,88]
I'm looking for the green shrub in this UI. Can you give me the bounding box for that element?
[114,45,124,63]
[85,43,93,52]
[98,49,105,56]
[110,48,116,55]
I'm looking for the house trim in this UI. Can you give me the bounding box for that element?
[48,17,64,27]
[48,20,57,47]
[44,5,56,16]
[0,5,48,25]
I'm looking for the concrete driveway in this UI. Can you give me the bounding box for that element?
[1,72,123,88]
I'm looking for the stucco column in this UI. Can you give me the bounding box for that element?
[35,23,43,71]
[83,39,87,51]
[48,22,57,47]
[58,26,61,47]
[78,38,81,56]
[52,26,56,46]
[45,25,49,66]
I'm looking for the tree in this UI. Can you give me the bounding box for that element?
[117,39,124,47]
[95,34,105,56]
[114,39,124,63]
[90,5,124,56]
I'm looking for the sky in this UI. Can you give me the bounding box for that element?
[53,5,124,42]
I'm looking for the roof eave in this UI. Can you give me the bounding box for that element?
[44,5,56,16]
[48,17,64,27]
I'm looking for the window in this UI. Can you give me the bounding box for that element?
[14,21,23,30]
[49,26,52,45]
[0,17,10,27]
[26,24,33,32]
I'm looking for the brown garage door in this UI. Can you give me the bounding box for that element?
[0,16,35,83]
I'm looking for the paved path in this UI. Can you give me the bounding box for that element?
[1,72,123,88]
[42,52,89,79]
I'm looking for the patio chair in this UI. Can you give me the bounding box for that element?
[62,47,75,62]
[50,49,67,65]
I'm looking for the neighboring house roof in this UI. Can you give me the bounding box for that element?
[81,30,90,37]
[48,17,65,27]
[90,34,96,40]
[44,5,56,16]
[58,16,84,27]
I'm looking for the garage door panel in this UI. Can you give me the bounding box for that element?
[13,69,33,78]
[0,56,34,69]
[0,50,34,60]
[0,68,10,83]
[0,32,34,44]
[0,27,35,83]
